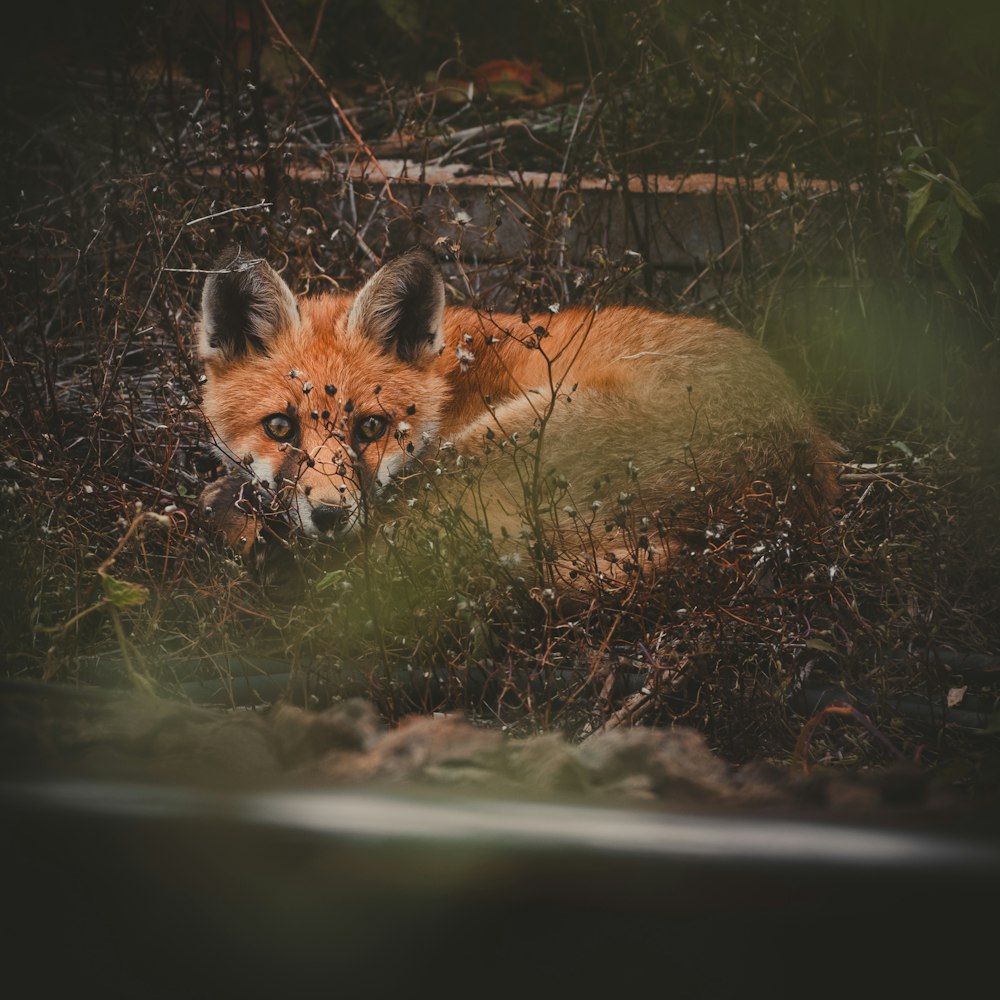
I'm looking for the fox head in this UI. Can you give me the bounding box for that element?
[197,245,447,537]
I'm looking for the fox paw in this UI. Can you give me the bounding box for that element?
[198,474,265,557]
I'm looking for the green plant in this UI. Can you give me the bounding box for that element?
[898,144,1000,291]
[41,512,171,689]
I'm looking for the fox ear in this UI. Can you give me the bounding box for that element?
[346,247,445,364]
[198,246,299,362]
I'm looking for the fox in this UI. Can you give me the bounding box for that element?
[196,245,839,583]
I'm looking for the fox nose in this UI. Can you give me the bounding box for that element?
[311,504,349,533]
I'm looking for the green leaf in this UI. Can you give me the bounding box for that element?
[897,164,941,190]
[929,147,959,180]
[939,246,968,292]
[974,181,1000,206]
[899,144,957,179]
[804,637,836,653]
[100,573,150,608]
[942,176,986,221]
[906,200,941,256]
[938,197,964,257]
[906,182,933,233]
[899,144,929,167]
[936,201,968,291]
[897,169,928,193]
[315,570,348,593]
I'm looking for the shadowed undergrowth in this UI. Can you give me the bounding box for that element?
[2,1,999,788]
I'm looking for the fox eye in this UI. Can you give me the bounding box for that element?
[263,413,297,441]
[357,414,388,443]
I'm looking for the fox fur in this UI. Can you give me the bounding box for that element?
[197,245,839,580]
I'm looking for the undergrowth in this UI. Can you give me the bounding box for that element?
[2,0,999,783]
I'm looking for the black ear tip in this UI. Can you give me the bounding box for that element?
[375,245,443,290]
[398,244,440,268]
[210,243,254,275]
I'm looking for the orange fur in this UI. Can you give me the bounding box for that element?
[197,248,839,579]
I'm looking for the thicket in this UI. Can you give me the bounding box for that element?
[1,0,998,780]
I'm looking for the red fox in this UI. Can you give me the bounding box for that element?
[197,246,839,580]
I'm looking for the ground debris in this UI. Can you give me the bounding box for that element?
[0,682,961,817]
